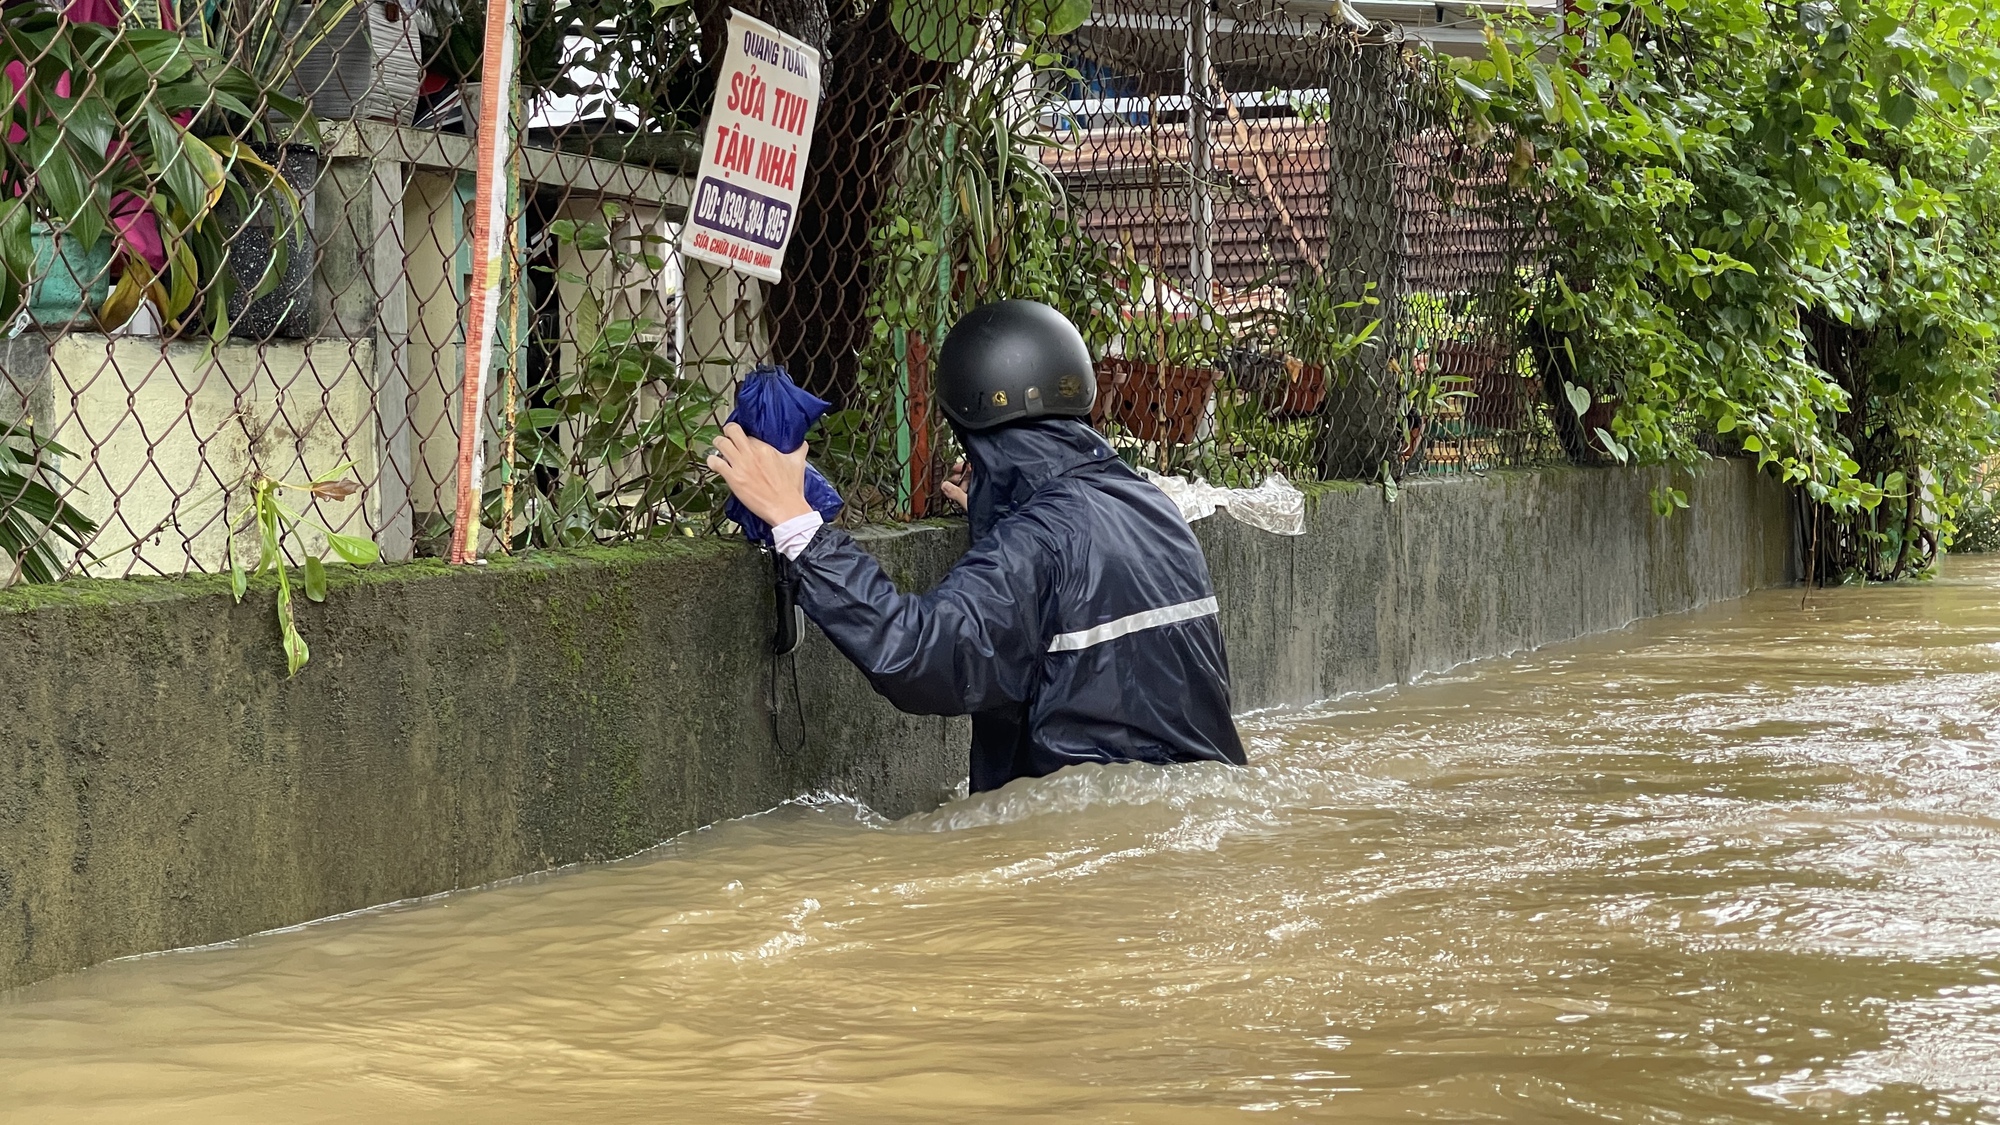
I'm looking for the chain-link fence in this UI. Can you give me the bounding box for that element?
[0,0,1560,587]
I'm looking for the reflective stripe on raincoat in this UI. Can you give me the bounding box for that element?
[792,417,1246,792]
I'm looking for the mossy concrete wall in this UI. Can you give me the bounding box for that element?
[0,458,1793,991]
[1201,457,1796,710]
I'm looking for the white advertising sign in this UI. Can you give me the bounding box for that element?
[679,11,822,283]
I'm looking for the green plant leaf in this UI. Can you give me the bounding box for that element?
[0,200,32,325]
[1029,0,1090,36]
[1593,428,1629,464]
[306,460,358,484]
[890,0,985,63]
[1486,25,1515,88]
[256,489,281,571]
[145,107,210,220]
[303,555,327,602]
[1530,64,1557,120]
[227,534,248,601]
[324,530,380,566]
[1884,91,1917,129]
[25,124,105,251]
[57,94,117,159]
[276,583,310,677]
[1563,381,1591,417]
[163,236,200,322]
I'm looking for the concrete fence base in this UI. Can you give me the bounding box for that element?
[0,459,1793,990]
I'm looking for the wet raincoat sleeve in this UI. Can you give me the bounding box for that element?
[790,523,1050,717]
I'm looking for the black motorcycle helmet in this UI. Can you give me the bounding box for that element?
[935,300,1096,431]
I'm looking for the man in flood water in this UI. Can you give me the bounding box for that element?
[707,299,1246,792]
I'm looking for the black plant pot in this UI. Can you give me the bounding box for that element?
[222,143,319,340]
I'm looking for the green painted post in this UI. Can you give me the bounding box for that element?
[897,123,959,515]
[894,329,912,514]
[933,124,958,345]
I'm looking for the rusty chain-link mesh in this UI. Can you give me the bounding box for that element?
[0,0,1558,585]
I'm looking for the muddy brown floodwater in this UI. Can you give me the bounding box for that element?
[6,559,2000,1123]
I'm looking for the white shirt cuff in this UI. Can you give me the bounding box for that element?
[772,511,824,559]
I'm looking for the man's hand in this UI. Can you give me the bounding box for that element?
[707,422,815,527]
[941,460,971,509]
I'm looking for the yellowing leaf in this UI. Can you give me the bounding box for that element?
[98,261,150,332]
[1486,26,1514,88]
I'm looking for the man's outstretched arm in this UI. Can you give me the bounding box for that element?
[708,425,1047,716]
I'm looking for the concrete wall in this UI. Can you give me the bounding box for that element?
[1203,457,1796,710]
[0,458,1793,990]
[6,337,383,579]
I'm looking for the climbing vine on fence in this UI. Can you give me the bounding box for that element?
[1459,0,2000,578]
[830,35,1126,516]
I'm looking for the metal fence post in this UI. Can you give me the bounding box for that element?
[447,0,519,564]
[1185,0,1214,302]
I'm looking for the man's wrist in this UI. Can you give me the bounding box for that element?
[767,498,815,525]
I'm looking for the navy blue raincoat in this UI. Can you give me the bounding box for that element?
[792,417,1246,792]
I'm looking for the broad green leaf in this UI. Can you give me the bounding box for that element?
[256,492,281,572]
[1555,66,1587,127]
[1530,64,1557,120]
[26,124,105,251]
[1563,381,1590,417]
[180,133,230,213]
[145,107,208,221]
[56,94,117,159]
[890,0,985,64]
[0,201,32,324]
[1593,428,1629,463]
[279,607,310,677]
[128,31,195,84]
[164,237,200,321]
[1487,26,1515,87]
[1884,91,1917,129]
[308,460,358,484]
[325,530,380,566]
[303,555,328,602]
[1031,0,1090,37]
[228,536,249,602]
[1604,32,1633,71]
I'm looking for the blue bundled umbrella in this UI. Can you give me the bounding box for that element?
[724,365,844,545]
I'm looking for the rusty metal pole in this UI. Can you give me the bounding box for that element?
[447,0,519,564]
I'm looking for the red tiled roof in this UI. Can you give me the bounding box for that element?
[1045,117,1531,295]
